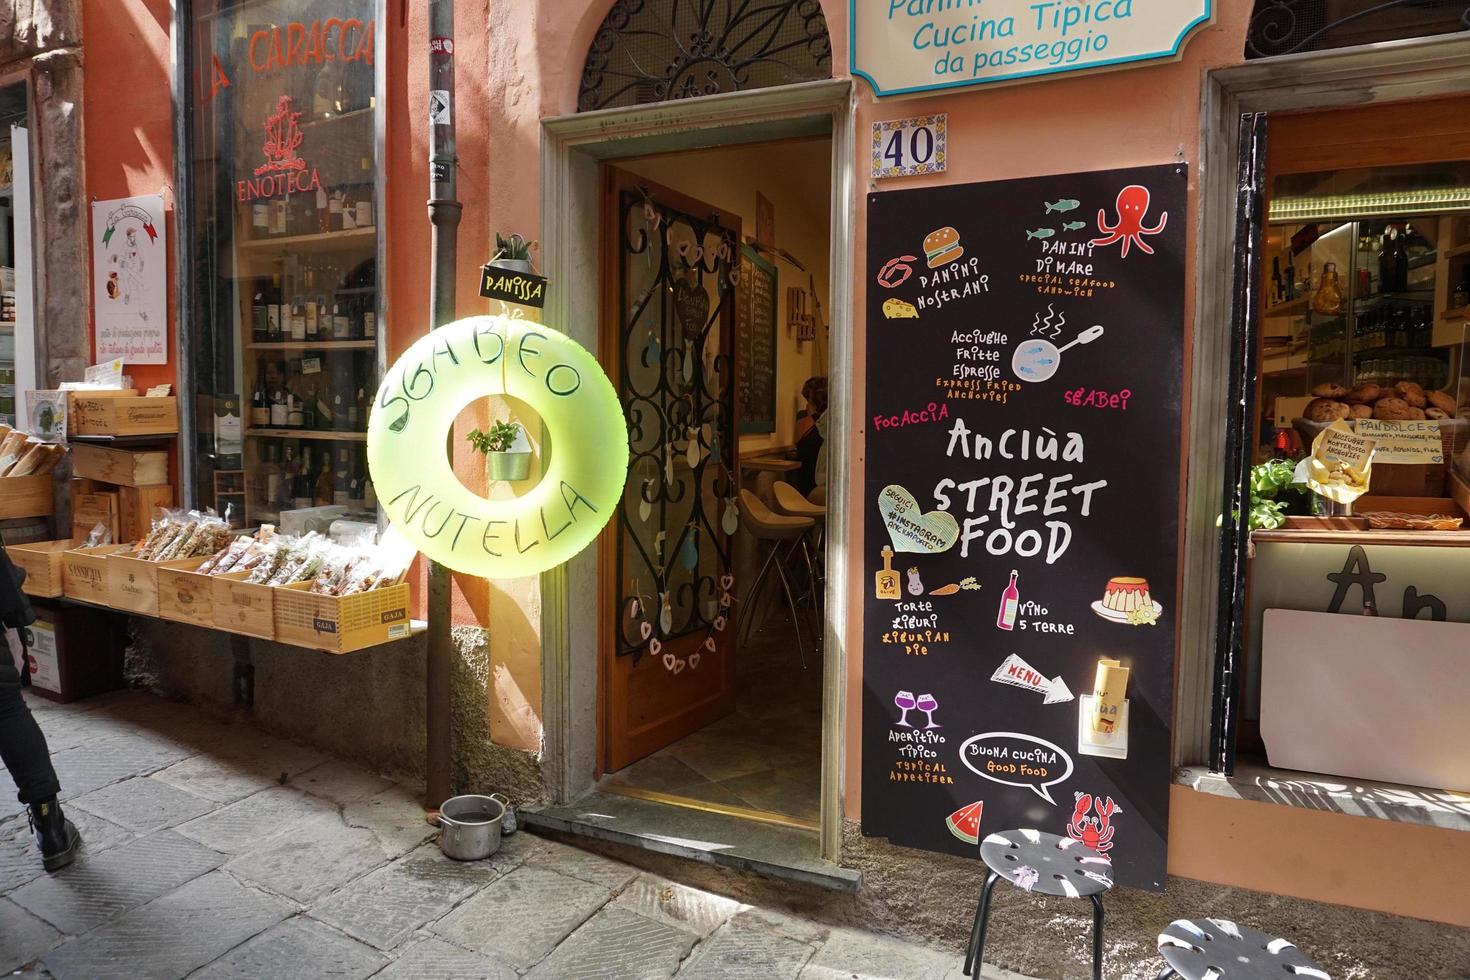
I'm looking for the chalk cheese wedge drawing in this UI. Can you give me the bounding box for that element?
[1012,324,1104,384]
[878,484,959,554]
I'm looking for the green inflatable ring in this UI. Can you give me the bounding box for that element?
[367,314,628,578]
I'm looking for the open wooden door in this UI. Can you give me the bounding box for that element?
[600,166,741,772]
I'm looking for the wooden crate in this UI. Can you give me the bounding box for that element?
[71,490,119,544]
[71,396,178,436]
[8,540,70,597]
[274,581,412,654]
[0,474,54,519]
[71,444,168,487]
[119,484,173,544]
[157,557,214,627]
[212,571,275,639]
[108,552,196,616]
[62,544,127,604]
[65,389,136,435]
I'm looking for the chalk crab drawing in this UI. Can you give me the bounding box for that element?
[1091,185,1167,258]
[1066,793,1121,853]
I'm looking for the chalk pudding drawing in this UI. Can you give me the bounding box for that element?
[878,484,960,554]
[1090,575,1163,626]
[1012,324,1104,384]
[960,731,1075,805]
[1092,185,1168,258]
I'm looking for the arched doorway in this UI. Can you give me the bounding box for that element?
[578,0,831,111]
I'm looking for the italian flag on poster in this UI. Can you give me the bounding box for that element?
[91,194,168,365]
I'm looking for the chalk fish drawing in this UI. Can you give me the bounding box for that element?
[1026,228,1055,241]
[1062,221,1086,232]
[1044,199,1080,214]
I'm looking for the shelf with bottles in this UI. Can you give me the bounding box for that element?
[247,428,367,442]
[244,438,376,528]
[238,225,376,254]
[246,255,379,348]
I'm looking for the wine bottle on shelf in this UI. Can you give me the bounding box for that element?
[354,387,367,431]
[341,185,358,230]
[329,187,345,232]
[332,387,347,432]
[315,376,334,430]
[251,360,270,428]
[333,447,351,507]
[279,443,297,508]
[293,447,315,510]
[317,289,333,341]
[261,443,282,512]
[362,449,376,510]
[253,200,270,238]
[348,454,365,508]
[302,378,318,431]
[304,262,320,341]
[269,371,290,428]
[251,282,269,343]
[363,297,376,340]
[316,184,330,233]
[271,196,288,236]
[355,158,374,229]
[1270,257,1283,305]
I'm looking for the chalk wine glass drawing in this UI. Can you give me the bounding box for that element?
[916,693,940,729]
[894,690,918,727]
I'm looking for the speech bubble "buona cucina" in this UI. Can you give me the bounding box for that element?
[367,315,629,578]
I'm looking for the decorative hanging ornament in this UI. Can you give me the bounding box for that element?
[682,346,695,383]
[644,329,661,363]
[686,428,701,469]
[638,620,652,641]
[638,480,653,523]
[659,592,673,634]
[721,497,739,536]
[680,529,699,570]
[714,614,727,632]
[689,651,702,670]
[665,445,675,485]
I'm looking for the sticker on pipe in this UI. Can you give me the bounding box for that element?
[368,315,629,578]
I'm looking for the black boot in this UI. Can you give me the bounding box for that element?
[28,797,80,872]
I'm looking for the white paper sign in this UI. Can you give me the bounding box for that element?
[92,194,168,364]
[1353,418,1444,465]
[852,1,1214,97]
[871,114,947,179]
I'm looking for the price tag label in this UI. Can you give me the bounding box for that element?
[871,115,947,180]
[301,357,322,375]
[1355,418,1444,464]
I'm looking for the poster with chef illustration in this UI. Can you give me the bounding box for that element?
[92,194,167,364]
[862,165,1186,891]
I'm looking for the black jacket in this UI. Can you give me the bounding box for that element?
[0,541,36,630]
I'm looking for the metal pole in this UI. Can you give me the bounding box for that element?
[426,0,460,814]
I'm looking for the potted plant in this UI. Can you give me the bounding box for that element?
[468,421,531,481]
[490,233,535,274]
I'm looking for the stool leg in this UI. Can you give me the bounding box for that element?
[772,546,807,669]
[964,871,1000,978]
[1155,969,1177,980]
[1089,894,1104,980]
[738,540,780,643]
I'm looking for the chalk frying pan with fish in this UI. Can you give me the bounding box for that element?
[1011,324,1104,383]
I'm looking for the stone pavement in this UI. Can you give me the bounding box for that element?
[0,689,1023,980]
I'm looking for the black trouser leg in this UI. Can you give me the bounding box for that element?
[0,656,61,805]
[964,871,1000,978]
[1090,894,1105,980]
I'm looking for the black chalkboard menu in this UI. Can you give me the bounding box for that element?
[738,246,777,434]
[862,165,1187,891]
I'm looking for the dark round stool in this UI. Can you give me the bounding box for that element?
[963,829,1113,980]
[1156,919,1330,979]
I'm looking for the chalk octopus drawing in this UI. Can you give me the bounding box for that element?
[1091,185,1167,258]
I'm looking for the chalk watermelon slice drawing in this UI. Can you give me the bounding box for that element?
[946,800,985,844]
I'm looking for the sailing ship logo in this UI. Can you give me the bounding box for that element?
[255,94,307,176]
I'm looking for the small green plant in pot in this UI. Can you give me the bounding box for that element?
[468,421,531,481]
[491,233,534,274]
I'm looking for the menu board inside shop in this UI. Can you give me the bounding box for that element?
[738,246,777,434]
[862,165,1187,890]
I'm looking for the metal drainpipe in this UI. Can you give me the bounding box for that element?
[425,0,460,816]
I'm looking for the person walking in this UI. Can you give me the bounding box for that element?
[0,542,80,871]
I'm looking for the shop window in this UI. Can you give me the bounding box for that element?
[1217,98,1470,805]
[182,4,380,528]
[578,0,831,112]
[1246,0,1470,59]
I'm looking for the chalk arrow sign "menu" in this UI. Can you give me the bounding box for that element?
[990,653,1074,705]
